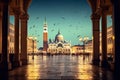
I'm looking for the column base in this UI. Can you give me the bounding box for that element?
[8,62,12,70]
[0,62,9,80]
[12,60,22,68]
[92,59,100,66]
[21,59,28,65]
[0,65,8,80]
[0,61,12,71]
[101,60,110,68]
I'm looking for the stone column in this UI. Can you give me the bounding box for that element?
[91,13,100,65]
[114,0,120,79]
[101,7,109,67]
[0,1,11,71]
[0,10,2,61]
[20,13,28,65]
[13,9,21,67]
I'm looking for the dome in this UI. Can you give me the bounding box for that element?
[55,31,64,42]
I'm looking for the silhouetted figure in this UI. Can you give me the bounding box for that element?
[32,53,34,60]
[108,55,113,62]
[83,55,85,64]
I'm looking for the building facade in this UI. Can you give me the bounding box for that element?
[83,26,113,55]
[107,26,114,54]
[0,24,38,54]
[71,40,93,55]
[75,26,113,55]
[83,26,114,55]
[85,40,93,54]
[71,45,83,54]
[27,37,38,54]
[8,23,15,53]
[47,31,71,54]
[0,23,15,54]
[100,26,114,55]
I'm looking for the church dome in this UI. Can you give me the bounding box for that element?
[55,31,64,42]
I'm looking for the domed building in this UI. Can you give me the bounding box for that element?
[55,31,64,42]
[47,30,71,54]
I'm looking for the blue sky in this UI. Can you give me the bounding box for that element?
[10,0,112,48]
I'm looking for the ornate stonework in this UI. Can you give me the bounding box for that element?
[47,31,71,54]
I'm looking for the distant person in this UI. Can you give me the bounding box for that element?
[83,55,85,64]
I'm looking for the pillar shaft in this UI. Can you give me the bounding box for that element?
[20,13,28,65]
[13,9,21,67]
[0,10,2,60]
[91,13,100,65]
[102,12,107,61]
[101,7,109,67]
[114,0,120,79]
[0,2,11,71]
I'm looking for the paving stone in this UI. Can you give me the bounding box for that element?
[8,55,114,80]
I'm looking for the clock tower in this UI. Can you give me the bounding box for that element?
[43,18,48,51]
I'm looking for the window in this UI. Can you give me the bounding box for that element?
[57,43,63,47]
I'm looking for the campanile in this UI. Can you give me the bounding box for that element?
[43,18,48,51]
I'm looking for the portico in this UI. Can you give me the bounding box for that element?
[88,0,114,67]
[0,0,32,71]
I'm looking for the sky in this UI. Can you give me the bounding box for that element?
[10,0,112,48]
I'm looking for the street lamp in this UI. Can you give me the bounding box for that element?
[32,37,37,60]
[79,36,89,54]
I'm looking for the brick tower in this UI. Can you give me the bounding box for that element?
[43,18,48,51]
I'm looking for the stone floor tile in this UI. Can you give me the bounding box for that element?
[7,55,114,80]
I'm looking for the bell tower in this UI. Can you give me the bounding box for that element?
[43,17,48,51]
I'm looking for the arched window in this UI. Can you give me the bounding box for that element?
[57,43,63,48]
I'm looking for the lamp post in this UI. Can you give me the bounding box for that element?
[32,38,34,60]
[32,37,37,60]
[79,36,89,54]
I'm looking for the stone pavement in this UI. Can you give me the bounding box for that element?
[7,55,114,80]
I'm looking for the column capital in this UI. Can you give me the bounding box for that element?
[20,13,29,20]
[0,1,9,11]
[101,5,109,14]
[0,0,9,4]
[91,13,100,21]
[13,8,20,16]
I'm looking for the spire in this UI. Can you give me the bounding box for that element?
[49,38,52,43]
[58,29,60,34]
[43,17,48,32]
[44,17,47,24]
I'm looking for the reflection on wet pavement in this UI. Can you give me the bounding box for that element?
[8,55,114,80]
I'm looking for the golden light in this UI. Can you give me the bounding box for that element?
[79,36,89,42]
[112,35,115,40]
[92,36,93,40]
[77,64,93,80]
[83,36,89,41]
[26,65,41,79]
[72,50,75,53]
[79,37,83,41]
[28,37,33,39]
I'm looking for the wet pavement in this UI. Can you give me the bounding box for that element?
[8,55,114,80]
